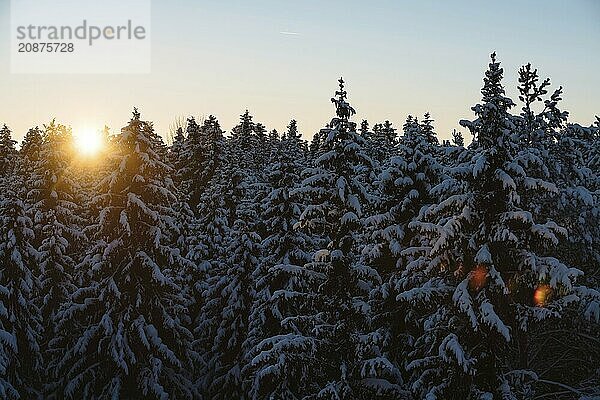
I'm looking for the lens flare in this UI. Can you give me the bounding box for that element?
[534,284,552,307]
[469,264,488,291]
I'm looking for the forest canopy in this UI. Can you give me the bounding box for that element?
[0,53,599,399]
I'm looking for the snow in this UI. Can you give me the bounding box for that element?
[438,334,473,374]
[473,154,487,177]
[0,70,598,400]
[480,300,511,341]
[475,244,492,264]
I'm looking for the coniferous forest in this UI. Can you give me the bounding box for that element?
[1,54,599,399]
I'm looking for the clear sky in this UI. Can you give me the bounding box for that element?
[0,0,598,143]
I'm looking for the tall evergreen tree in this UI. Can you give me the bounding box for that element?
[403,53,585,398]
[366,121,397,166]
[244,120,317,399]
[363,113,445,392]
[0,176,43,399]
[20,127,44,169]
[198,204,262,399]
[512,64,600,391]
[178,116,226,211]
[0,124,17,176]
[292,79,402,399]
[452,129,465,147]
[169,126,186,174]
[51,109,196,399]
[365,114,443,273]
[230,110,257,172]
[28,121,82,326]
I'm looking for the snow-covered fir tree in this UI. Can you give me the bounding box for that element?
[291,79,403,399]
[244,119,317,399]
[0,125,17,177]
[50,109,197,399]
[252,122,270,172]
[402,53,587,398]
[367,120,397,165]
[169,126,186,174]
[178,116,226,211]
[197,190,262,399]
[20,127,44,168]
[362,113,445,395]
[452,129,465,147]
[27,121,82,329]
[230,110,258,173]
[188,145,242,285]
[365,114,443,274]
[511,64,600,390]
[0,175,43,399]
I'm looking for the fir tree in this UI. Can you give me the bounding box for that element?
[179,116,226,211]
[366,114,442,267]
[0,176,43,399]
[0,124,17,176]
[253,122,270,171]
[419,113,438,146]
[197,186,262,399]
[51,109,196,399]
[230,110,257,172]
[367,121,398,166]
[359,119,371,141]
[512,66,600,391]
[403,53,584,398]
[293,79,401,399]
[452,129,464,147]
[20,127,44,167]
[362,113,444,396]
[309,124,330,161]
[244,120,316,399]
[28,121,82,325]
[169,126,186,174]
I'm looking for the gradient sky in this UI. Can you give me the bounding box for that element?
[1,0,598,144]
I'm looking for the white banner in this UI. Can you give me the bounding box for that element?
[10,0,151,74]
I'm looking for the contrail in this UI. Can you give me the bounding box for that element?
[279,31,300,36]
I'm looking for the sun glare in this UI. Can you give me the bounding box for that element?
[75,127,103,156]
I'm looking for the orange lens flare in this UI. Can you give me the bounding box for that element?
[534,284,552,307]
[469,264,488,291]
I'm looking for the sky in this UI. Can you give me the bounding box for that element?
[0,0,599,144]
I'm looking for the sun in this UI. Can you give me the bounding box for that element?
[75,127,103,156]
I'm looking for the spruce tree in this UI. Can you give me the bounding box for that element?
[51,109,196,399]
[20,127,44,169]
[169,127,186,174]
[366,121,397,167]
[513,64,600,391]
[179,116,226,211]
[452,129,465,147]
[230,110,257,172]
[363,113,444,392]
[403,53,585,398]
[292,79,401,399]
[198,203,262,399]
[253,122,270,172]
[28,121,82,326]
[0,175,43,399]
[0,124,17,176]
[366,114,443,273]
[244,120,317,399]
